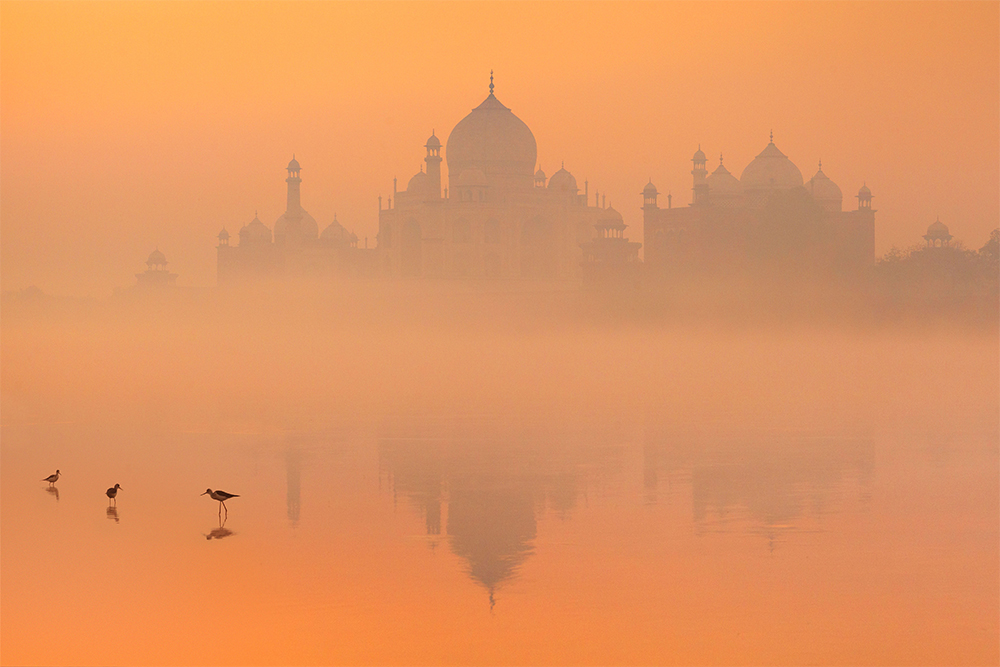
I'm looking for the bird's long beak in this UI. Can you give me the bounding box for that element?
[200,491,208,495]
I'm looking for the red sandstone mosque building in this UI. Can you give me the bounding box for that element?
[642,136,876,281]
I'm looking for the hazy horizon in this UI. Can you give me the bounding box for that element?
[2,1,998,296]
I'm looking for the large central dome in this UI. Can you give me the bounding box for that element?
[741,139,803,191]
[446,89,537,193]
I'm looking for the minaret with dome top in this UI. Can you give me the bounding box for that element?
[274,156,319,244]
[691,146,708,206]
[424,132,442,201]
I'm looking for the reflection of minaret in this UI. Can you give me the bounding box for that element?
[286,448,301,526]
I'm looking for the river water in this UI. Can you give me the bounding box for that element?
[1,298,997,665]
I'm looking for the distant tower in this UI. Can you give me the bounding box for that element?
[136,248,178,288]
[691,145,708,206]
[216,227,235,285]
[642,179,659,210]
[857,183,873,210]
[424,132,442,200]
[534,166,547,188]
[923,217,953,248]
[286,155,302,211]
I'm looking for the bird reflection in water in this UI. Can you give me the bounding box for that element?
[204,516,235,540]
[106,506,119,523]
[45,486,60,502]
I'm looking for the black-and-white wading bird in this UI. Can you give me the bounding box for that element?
[201,489,239,516]
[106,483,122,505]
[41,470,61,486]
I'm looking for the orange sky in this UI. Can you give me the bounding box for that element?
[2,1,997,296]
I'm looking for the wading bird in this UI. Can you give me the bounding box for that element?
[201,489,239,516]
[106,483,122,505]
[42,470,61,486]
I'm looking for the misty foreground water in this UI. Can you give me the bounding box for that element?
[2,284,998,666]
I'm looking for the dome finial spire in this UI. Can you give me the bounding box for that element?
[769,129,774,143]
[489,70,494,95]
[819,158,822,171]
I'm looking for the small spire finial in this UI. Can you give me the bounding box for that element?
[819,158,822,171]
[720,152,724,165]
[489,70,494,95]
[769,129,773,143]
[561,160,564,169]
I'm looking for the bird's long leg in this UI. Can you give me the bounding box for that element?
[222,501,228,517]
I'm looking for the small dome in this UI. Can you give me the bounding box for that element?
[425,132,441,148]
[642,180,658,196]
[457,168,488,187]
[806,162,843,211]
[740,139,803,191]
[692,146,707,162]
[926,218,950,236]
[218,227,230,240]
[321,215,348,242]
[601,206,624,222]
[707,159,742,197]
[243,215,273,244]
[146,249,167,266]
[858,183,872,196]
[287,156,300,171]
[407,169,430,193]
[548,165,577,192]
[535,166,547,181]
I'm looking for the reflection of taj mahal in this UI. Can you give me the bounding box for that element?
[377,76,622,281]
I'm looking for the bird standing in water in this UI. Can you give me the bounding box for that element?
[42,470,61,486]
[106,483,122,505]
[201,489,239,516]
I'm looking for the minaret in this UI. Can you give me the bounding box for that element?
[642,179,659,210]
[286,155,302,212]
[424,131,442,200]
[691,145,708,206]
[857,182,873,211]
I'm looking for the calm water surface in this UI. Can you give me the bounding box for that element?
[2,413,997,666]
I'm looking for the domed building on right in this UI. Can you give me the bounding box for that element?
[643,135,875,280]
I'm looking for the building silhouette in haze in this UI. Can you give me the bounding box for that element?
[215,157,375,284]
[377,75,629,281]
[643,138,875,280]
[135,248,178,288]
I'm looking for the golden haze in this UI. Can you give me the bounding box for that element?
[1,1,997,295]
